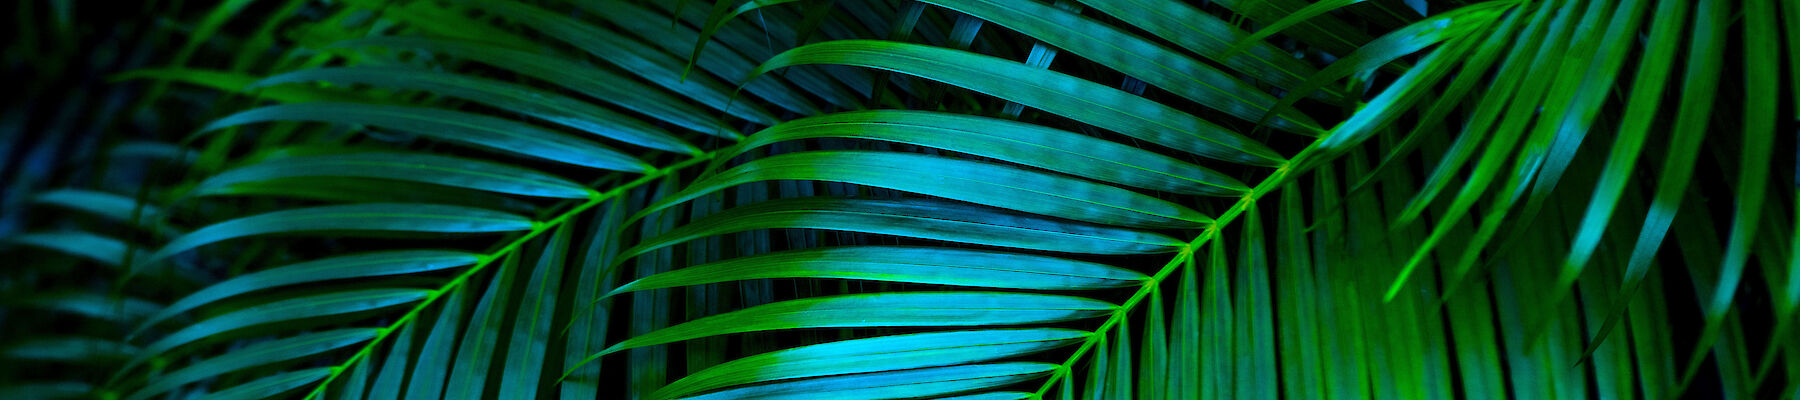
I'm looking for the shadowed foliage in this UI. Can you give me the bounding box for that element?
[2,0,1796,399]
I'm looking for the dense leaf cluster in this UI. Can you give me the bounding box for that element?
[2,0,1795,399]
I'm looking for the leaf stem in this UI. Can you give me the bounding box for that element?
[301,154,715,400]
[1033,144,1322,397]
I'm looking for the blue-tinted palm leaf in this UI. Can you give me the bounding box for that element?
[722,110,1247,196]
[654,329,1085,400]
[610,246,1144,295]
[202,102,649,172]
[750,40,1284,166]
[646,151,1209,228]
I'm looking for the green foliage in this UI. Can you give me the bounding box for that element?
[3,0,1796,399]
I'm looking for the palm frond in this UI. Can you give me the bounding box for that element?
[3,0,1794,399]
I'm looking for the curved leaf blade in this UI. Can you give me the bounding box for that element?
[147,204,533,263]
[332,36,739,137]
[936,393,1034,400]
[499,224,571,397]
[621,197,1185,259]
[750,40,1284,166]
[444,255,519,400]
[679,363,1056,400]
[475,0,789,123]
[652,329,1086,400]
[131,250,472,335]
[724,110,1248,196]
[202,102,650,172]
[124,329,378,400]
[32,189,163,226]
[1266,2,1511,133]
[570,292,1113,369]
[3,338,137,364]
[22,293,159,324]
[195,152,595,199]
[652,151,1210,228]
[124,289,429,373]
[251,67,698,154]
[918,0,1323,134]
[9,231,144,268]
[1074,0,1332,98]
[193,368,333,400]
[611,246,1145,295]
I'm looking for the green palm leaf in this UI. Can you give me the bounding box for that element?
[18,1,1789,399]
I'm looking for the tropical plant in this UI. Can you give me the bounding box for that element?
[3,0,1796,399]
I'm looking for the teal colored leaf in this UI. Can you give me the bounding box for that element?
[332,36,740,137]
[194,368,333,400]
[9,231,145,268]
[125,329,377,400]
[1200,239,1233,398]
[499,224,571,397]
[1315,29,1484,156]
[1233,205,1277,400]
[1173,249,1200,399]
[561,200,626,400]
[251,67,699,154]
[22,293,160,324]
[1265,2,1511,133]
[124,289,429,373]
[935,393,1032,400]
[367,323,416,400]
[1387,0,1584,297]
[620,197,1185,259]
[1350,3,1528,194]
[202,102,650,172]
[750,40,1285,166]
[475,0,790,122]
[341,346,373,400]
[912,0,1324,134]
[404,285,467,400]
[1394,1,1558,225]
[704,0,1324,131]
[579,0,862,110]
[610,246,1145,295]
[1073,0,1334,98]
[569,293,1113,371]
[1563,0,1685,300]
[722,110,1248,196]
[3,338,136,364]
[135,251,474,337]
[147,204,533,263]
[647,151,1209,228]
[654,329,1086,400]
[195,151,594,199]
[32,189,162,226]
[679,362,1055,400]
[206,177,538,213]
[1140,286,1168,400]
[444,255,519,400]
